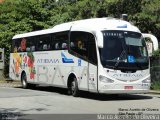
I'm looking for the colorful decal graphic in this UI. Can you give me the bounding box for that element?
[26,52,36,79]
[12,53,22,77]
[61,52,74,63]
[12,52,36,79]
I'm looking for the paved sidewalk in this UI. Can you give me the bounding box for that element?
[0,80,21,87]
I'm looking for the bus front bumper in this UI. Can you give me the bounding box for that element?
[98,83,150,94]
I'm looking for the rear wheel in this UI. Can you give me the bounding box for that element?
[68,77,79,97]
[21,73,28,89]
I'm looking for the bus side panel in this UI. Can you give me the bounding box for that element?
[9,53,23,81]
[57,51,89,90]
[9,53,15,80]
[27,51,59,85]
[59,51,88,90]
[26,51,83,89]
[88,63,98,92]
[78,60,88,91]
[9,51,89,91]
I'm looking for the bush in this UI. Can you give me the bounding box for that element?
[151,81,160,90]
[152,49,160,57]
[150,53,160,90]
[3,62,9,78]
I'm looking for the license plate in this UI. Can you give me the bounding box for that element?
[124,86,133,90]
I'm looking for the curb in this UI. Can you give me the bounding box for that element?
[149,90,160,95]
[0,80,21,87]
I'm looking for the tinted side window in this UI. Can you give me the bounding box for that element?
[12,37,36,52]
[88,34,97,65]
[70,32,88,60]
[12,38,27,52]
[12,31,69,52]
[37,35,51,51]
[12,39,20,53]
[26,37,36,52]
[53,32,68,50]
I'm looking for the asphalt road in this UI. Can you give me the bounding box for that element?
[0,86,160,120]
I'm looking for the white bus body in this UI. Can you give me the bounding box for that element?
[9,18,154,96]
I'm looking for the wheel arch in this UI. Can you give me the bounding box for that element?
[67,72,78,88]
[21,70,26,81]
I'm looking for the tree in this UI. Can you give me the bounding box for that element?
[130,0,160,40]
[0,0,51,77]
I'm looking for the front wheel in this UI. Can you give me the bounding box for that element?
[68,77,79,97]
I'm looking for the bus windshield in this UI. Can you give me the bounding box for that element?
[99,30,149,70]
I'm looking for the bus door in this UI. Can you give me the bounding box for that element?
[70,31,88,90]
[70,31,98,92]
[88,34,98,92]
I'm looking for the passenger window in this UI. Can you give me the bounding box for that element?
[26,37,35,52]
[38,35,51,51]
[12,39,21,53]
[70,32,88,60]
[12,32,69,52]
[54,32,68,50]
[13,38,27,52]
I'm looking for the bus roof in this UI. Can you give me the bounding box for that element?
[12,17,140,39]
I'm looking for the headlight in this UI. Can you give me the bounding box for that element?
[99,75,114,83]
[142,77,151,83]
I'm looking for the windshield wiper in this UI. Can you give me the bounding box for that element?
[113,50,126,69]
[105,64,115,69]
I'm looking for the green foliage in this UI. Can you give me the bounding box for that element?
[130,0,160,40]
[0,0,50,77]
[0,0,160,77]
[107,0,143,17]
[152,49,160,57]
[151,81,160,90]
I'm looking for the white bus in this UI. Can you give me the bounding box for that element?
[9,18,157,96]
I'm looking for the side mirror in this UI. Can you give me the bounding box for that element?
[142,33,158,56]
[142,33,158,51]
[96,31,103,48]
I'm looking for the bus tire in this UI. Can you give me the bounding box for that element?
[21,72,28,89]
[68,77,79,97]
